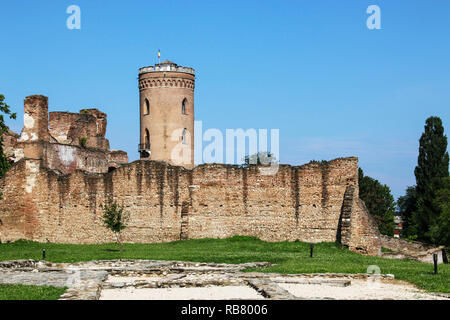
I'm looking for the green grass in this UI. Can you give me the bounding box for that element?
[0,284,66,300]
[1,236,449,293]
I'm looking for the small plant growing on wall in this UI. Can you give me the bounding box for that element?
[80,109,89,114]
[102,200,129,252]
[78,136,88,148]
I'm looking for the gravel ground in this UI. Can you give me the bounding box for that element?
[278,278,447,300]
[99,285,265,300]
[100,275,448,300]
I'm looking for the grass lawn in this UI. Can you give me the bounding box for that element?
[0,284,66,300]
[0,236,449,295]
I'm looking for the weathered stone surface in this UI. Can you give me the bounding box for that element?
[0,270,107,288]
[380,235,446,264]
[246,278,298,300]
[139,61,195,169]
[0,259,447,300]
[0,156,381,256]
[0,94,382,256]
[4,95,128,174]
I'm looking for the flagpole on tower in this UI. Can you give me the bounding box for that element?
[158,49,161,64]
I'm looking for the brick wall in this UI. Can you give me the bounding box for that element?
[49,109,109,150]
[0,157,381,255]
[6,95,128,174]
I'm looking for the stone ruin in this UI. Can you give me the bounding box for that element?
[3,95,128,174]
[0,259,447,300]
[0,95,383,256]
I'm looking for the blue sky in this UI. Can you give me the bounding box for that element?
[0,0,449,199]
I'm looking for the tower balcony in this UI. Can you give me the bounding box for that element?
[138,143,151,158]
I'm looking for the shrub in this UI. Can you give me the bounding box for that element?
[102,200,129,252]
[78,136,87,148]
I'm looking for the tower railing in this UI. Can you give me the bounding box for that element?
[138,143,150,151]
[139,65,195,75]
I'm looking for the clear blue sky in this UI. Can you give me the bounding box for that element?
[0,0,449,199]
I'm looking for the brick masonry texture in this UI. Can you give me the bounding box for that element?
[0,157,381,255]
[139,61,195,168]
[4,95,128,174]
[0,94,382,256]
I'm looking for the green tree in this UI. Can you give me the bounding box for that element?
[413,116,449,243]
[358,168,396,236]
[428,177,450,246]
[0,94,17,178]
[102,201,129,252]
[396,186,418,237]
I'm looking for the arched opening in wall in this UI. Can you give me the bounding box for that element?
[144,98,150,115]
[182,98,187,115]
[145,128,150,149]
[182,128,187,145]
[108,167,116,173]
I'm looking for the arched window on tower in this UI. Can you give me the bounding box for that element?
[145,129,150,149]
[182,98,187,115]
[145,98,150,115]
[182,128,187,145]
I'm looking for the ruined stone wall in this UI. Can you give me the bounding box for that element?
[42,142,117,174]
[108,150,129,168]
[3,130,20,161]
[379,235,435,253]
[186,158,359,243]
[0,160,189,244]
[49,109,109,150]
[347,199,381,256]
[0,157,381,255]
[6,95,128,174]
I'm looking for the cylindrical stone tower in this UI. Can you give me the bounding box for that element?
[138,61,195,169]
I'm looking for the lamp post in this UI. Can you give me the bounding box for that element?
[433,253,438,275]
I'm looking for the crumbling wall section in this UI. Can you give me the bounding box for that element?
[49,109,109,150]
[0,160,189,243]
[6,95,127,174]
[0,157,382,255]
[186,158,360,243]
[379,235,436,253]
[0,159,42,241]
[42,143,114,174]
[347,198,382,256]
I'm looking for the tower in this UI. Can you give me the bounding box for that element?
[138,61,195,169]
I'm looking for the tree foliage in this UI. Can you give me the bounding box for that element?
[0,94,16,178]
[428,177,450,246]
[411,116,449,243]
[396,116,449,245]
[358,168,396,236]
[396,186,417,237]
[243,151,277,166]
[102,201,128,252]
